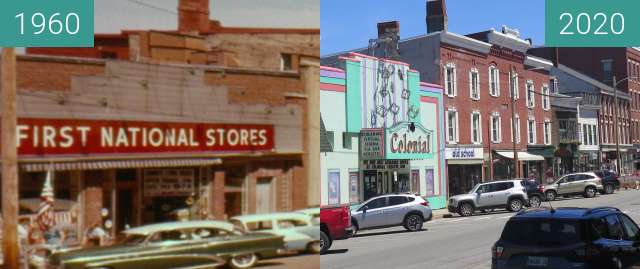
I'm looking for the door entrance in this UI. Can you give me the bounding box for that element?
[363,170,378,201]
[116,190,133,232]
[255,177,274,214]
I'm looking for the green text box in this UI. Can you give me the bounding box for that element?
[545,0,640,47]
[0,0,94,47]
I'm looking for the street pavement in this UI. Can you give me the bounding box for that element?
[258,254,319,269]
[321,189,640,269]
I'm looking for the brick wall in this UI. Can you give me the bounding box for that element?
[17,56,105,91]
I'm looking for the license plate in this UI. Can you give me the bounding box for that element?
[526,256,548,267]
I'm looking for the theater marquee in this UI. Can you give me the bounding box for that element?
[11,118,274,157]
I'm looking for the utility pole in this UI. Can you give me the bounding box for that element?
[2,47,19,269]
[488,115,493,180]
[612,76,621,175]
[511,70,519,178]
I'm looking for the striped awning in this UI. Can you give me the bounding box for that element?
[20,158,222,172]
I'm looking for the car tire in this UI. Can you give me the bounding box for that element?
[229,253,258,269]
[529,195,542,207]
[507,198,524,212]
[458,203,474,217]
[545,190,557,201]
[403,214,424,232]
[351,219,359,236]
[604,184,615,194]
[320,231,331,254]
[584,186,596,198]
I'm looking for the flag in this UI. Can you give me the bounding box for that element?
[36,167,55,231]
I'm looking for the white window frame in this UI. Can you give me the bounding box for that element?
[470,111,482,144]
[542,84,550,111]
[446,108,459,144]
[490,113,502,143]
[469,68,480,100]
[510,114,521,144]
[527,119,537,145]
[509,71,519,99]
[544,119,551,145]
[489,65,500,97]
[526,80,535,108]
[444,63,457,97]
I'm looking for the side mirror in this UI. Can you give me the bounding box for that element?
[476,189,483,195]
[361,206,368,212]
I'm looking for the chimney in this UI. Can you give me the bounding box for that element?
[178,0,210,33]
[426,0,447,33]
[375,21,400,59]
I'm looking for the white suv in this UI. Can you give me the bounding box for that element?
[351,193,432,234]
[447,180,529,217]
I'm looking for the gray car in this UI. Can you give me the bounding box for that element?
[543,172,604,201]
[350,193,432,233]
[447,180,529,217]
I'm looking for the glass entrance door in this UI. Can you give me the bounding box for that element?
[363,170,378,201]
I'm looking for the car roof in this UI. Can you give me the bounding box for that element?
[479,179,521,184]
[511,207,621,220]
[124,220,235,236]
[229,212,312,223]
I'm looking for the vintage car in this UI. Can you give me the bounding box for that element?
[295,207,320,224]
[47,220,284,269]
[230,213,320,254]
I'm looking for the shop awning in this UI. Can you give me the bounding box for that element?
[19,158,222,172]
[495,151,545,161]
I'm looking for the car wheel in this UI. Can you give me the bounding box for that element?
[529,195,542,207]
[604,184,614,194]
[545,190,557,201]
[584,186,596,198]
[403,214,424,232]
[508,198,523,212]
[229,253,258,269]
[458,203,474,217]
[320,231,330,254]
[351,219,359,236]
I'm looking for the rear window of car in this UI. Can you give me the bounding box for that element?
[388,196,408,206]
[500,219,584,246]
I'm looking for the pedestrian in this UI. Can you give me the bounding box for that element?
[83,223,107,247]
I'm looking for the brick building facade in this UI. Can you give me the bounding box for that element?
[2,0,319,241]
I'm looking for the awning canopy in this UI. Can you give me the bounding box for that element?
[495,151,545,161]
[20,158,222,172]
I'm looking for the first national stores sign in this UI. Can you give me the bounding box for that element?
[11,118,274,156]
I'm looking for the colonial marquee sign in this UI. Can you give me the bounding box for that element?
[360,128,385,159]
[385,122,433,160]
[10,118,275,157]
[362,159,409,170]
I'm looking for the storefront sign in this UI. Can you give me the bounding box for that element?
[445,147,484,159]
[360,128,385,159]
[362,159,409,170]
[10,118,274,157]
[385,122,433,160]
[143,169,194,197]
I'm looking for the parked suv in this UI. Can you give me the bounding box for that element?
[594,170,620,194]
[519,179,545,207]
[492,207,640,269]
[543,172,603,201]
[350,193,432,233]
[447,180,528,217]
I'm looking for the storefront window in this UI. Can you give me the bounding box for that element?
[327,170,340,205]
[349,171,359,204]
[425,169,435,196]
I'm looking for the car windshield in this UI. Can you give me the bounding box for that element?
[468,184,481,194]
[501,219,583,246]
[119,234,148,245]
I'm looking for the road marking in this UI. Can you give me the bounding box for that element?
[445,218,467,223]
[473,216,491,221]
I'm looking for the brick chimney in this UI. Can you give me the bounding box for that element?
[178,0,210,33]
[426,0,447,33]
[377,21,400,38]
[375,21,400,59]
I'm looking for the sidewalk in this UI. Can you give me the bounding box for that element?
[432,208,452,219]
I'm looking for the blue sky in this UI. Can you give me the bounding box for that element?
[321,0,545,55]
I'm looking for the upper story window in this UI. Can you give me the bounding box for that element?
[602,59,613,83]
[509,71,519,99]
[544,120,551,145]
[527,119,537,145]
[526,81,535,108]
[444,63,457,97]
[510,114,521,144]
[489,66,500,97]
[550,78,559,94]
[281,53,293,71]
[469,68,480,100]
[446,109,459,143]
[490,113,502,143]
[471,111,482,144]
[542,84,550,110]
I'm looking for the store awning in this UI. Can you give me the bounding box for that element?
[495,151,545,161]
[19,158,222,172]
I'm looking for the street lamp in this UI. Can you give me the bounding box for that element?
[611,76,640,175]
